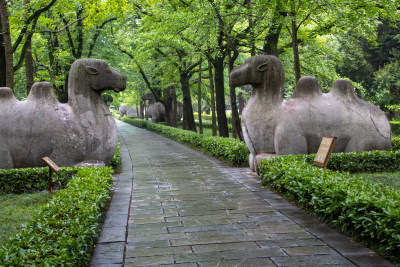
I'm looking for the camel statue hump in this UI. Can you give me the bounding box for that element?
[292,76,323,99]
[26,82,59,105]
[0,87,17,102]
[330,80,357,100]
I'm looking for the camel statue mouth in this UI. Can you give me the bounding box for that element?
[113,86,125,93]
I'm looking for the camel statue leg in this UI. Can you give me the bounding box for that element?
[274,124,308,155]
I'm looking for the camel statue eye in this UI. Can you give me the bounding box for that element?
[258,63,268,72]
[86,66,99,75]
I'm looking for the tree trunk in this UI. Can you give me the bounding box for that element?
[247,0,256,56]
[208,59,217,136]
[291,15,301,83]
[172,91,178,128]
[0,18,6,87]
[24,0,34,95]
[227,50,243,141]
[263,22,282,57]
[197,57,203,134]
[180,71,197,132]
[165,85,175,127]
[0,0,14,89]
[25,40,34,95]
[214,55,229,137]
[140,100,145,119]
[263,3,283,57]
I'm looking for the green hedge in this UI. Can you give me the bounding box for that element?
[0,167,113,266]
[0,168,78,194]
[258,151,400,263]
[120,117,249,166]
[390,121,400,136]
[109,139,121,172]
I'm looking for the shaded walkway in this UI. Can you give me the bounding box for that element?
[91,120,393,266]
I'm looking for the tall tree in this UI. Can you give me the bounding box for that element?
[0,0,13,89]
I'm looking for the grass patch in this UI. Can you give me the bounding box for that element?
[0,191,53,244]
[352,171,400,191]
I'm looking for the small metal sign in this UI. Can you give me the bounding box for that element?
[41,157,60,192]
[314,136,337,168]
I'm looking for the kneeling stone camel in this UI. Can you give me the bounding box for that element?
[229,55,391,172]
[0,58,126,168]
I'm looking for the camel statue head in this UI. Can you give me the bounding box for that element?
[69,59,126,94]
[230,55,284,94]
[141,92,156,103]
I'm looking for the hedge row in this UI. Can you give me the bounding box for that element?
[109,139,121,172]
[391,121,400,136]
[0,168,77,194]
[258,151,400,263]
[0,167,113,266]
[120,117,249,166]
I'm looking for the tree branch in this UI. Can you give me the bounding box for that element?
[12,0,57,52]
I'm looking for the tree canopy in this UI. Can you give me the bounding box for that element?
[1,0,400,132]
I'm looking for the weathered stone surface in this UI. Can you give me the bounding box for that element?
[229,55,391,171]
[0,58,126,168]
[119,103,138,118]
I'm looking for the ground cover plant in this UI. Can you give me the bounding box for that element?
[258,151,400,263]
[0,192,53,244]
[0,167,113,266]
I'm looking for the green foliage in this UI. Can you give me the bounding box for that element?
[390,121,400,136]
[391,137,400,150]
[198,113,233,125]
[120,117,249,166]
[109,138,121,172]
[327,151,400,173]
[0,167,113,266]
[0,168,78,194]
[258,151,400,262]
[0,192,53,244]
[353,171,400,191]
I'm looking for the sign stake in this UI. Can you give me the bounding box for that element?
[41,157,60,193]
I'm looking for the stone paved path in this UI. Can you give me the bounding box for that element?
[90,120,394,267]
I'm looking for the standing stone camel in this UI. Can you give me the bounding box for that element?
[141,92,183,123]
[119,103,138,118]
[141,92,166,122]
[229,55,391,172]
[0,58,126,168]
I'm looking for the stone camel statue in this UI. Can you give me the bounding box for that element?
[119,103,138,118]
[141,92,166,122]
[229,55,391,172]
[0,58,126,168]
[141,92,183,123]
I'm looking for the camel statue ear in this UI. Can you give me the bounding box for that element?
[258,63,268,72]
[86,66,99,75]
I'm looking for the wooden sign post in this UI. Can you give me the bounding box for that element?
[41,157,60,193]
[314,136,337,168]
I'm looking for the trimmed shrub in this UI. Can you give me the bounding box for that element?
[391,137,400,151]
[0,167,113,266]
[390,121,400,136]
[0,168,77,194]
[258,151,400,263]
[109,139,121,172]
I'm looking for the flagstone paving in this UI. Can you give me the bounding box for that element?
[90,120,394,267]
